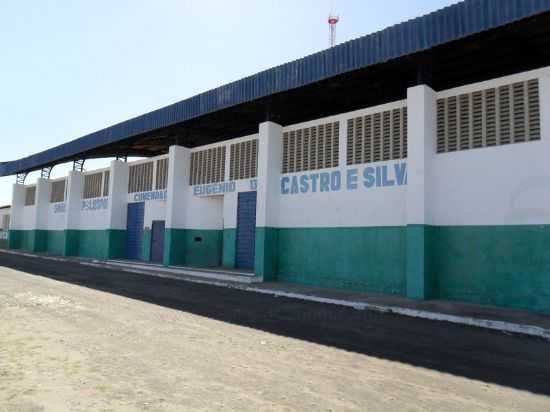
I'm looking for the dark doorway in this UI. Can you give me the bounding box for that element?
[126,202,145,260]
[150,220,166,263]
[236,191,257,270]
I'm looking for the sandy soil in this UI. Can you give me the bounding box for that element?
[1,266,549,412]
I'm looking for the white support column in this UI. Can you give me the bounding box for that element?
[34,178,51,231]
[65,171,84,230]
[222,143,237,267]
[105,160,129,259]
[539,75,550,141]
[255,121,283,280]
[30,178,51,251]
[8,184,25,248]
[63,170,84,256]
[406,84,437,299]
[338,118,348,170]
[164,145,190,265]
[107,160,129,230]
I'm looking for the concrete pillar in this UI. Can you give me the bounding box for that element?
[540,76,550,140]
[106,160,129,259]
[31,178,51,252]
[255,121,282,280]
[222,143,237,268]
[406,84,436,299]
[8,184,25,249]
[64,170,84,256]
[164,145,191,266]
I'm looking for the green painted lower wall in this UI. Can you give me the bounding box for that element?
[184,229,223,267]
[164,228,223,268]
[406,225,433,300]
[77,230,111,260]
[0,232,8,249]
[75,229,126,260]
[64,230,80,256]
[8,229,126,260]
[430,225,550,313]
[222,229,236,268]
[143,228,152,262]
[255,227,279,281]
[274,226,407,295]
[45,231,66,256]
[164,229,186,266]
[8,230,36,251]
[106,230,127,260]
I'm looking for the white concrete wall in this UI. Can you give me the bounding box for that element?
[0,207,11,232]
[274,162,407,228]
[18,206,35,230]
[268,101,408,229]
[42,177,67,231]
[430,67,550,226]
[186,194,224,230]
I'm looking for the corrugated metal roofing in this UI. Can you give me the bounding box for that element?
[2,0,550,176]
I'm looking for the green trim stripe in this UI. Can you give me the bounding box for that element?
[164,228,223,268]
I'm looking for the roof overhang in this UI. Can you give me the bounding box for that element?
[3,0,550,176]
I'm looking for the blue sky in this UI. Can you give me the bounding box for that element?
[0,0,457,206]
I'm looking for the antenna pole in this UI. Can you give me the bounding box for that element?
[328,15,339,47]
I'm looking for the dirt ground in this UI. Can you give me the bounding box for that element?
[1,264,550,411]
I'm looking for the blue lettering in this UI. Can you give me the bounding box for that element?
[376,166,382,187]
[395,163,407,186]
[320,173,330,192]
[347,169,358,190]
[310,174,319,193]
[281,177,290,194]
[382,165,395,187]
[299,175,309,193]
[331,171,341,191]
[290,176,299,194]
[363,167,375,189]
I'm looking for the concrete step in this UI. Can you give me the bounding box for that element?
[105,260,258,284]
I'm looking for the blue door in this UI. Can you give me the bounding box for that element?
[150,220,165,263]
[126,202,145,260]
[236,191,257,269]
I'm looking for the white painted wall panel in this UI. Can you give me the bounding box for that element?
[18,206,35,230]
[185,192,224,230]
[431,140,550,225]
[275,162,407,228]
[45,203,67,230]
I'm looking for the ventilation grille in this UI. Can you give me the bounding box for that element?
[25,187,36,206]
[84,172,104,199]
[437,79,540,153]
[102,171,110,197]
[129,162,154,193]
[50,180,66,203]
[230,139,258,180]
[155,158,169,190]
[282,122,339,173]
[189,147,226,185]
[2,215,9,231]
[347,107,407,165]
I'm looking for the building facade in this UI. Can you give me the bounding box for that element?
[0,206,10,249]
[7,67,550,314]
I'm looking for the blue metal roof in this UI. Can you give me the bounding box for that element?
[2,0,550,176]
